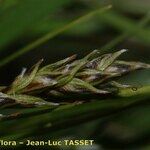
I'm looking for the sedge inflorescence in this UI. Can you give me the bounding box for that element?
[0,50,149,107]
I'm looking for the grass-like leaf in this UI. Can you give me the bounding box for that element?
[0,0,73,50]
[0,86,149,140]
[0,5,112,67]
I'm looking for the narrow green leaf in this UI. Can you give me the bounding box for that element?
[0,86,149,139]
[101,12,150,52]
[0,5,112,67]
[100,11,150,44]
[0,0,72,50]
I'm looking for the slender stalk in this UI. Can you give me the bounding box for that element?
[101,12,150,52]
[0,5,111,67]
[0,86,149,139]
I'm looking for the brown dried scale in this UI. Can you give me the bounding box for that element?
[0,50,149,107]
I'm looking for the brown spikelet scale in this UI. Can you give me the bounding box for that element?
[0,50,150,107]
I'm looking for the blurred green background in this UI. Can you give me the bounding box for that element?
[0,0,150,149]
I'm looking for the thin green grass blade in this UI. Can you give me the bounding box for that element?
[101,12,150,52]
[1,7,150,68]
[0,5,112,68]
[0,0,73,50]
[0,86,149,139]
[100,11,150,44]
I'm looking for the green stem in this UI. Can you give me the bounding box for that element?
[0,5,111,68]
[118,85,150,98]
[101,12,150,52]
[0,86,149,139]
